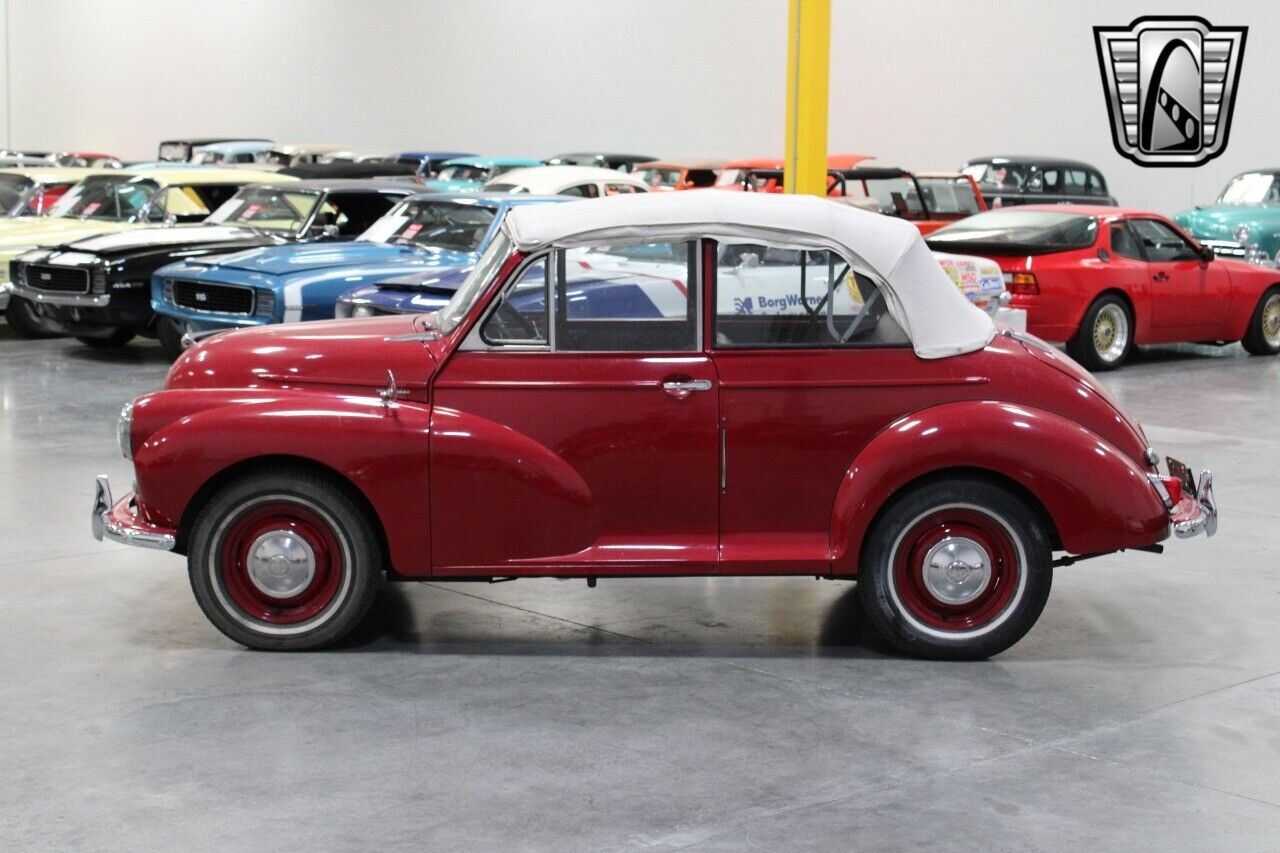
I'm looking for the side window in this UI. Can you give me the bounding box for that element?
[714,243,909,349]
[1109,221,1144,260]
[605,183,642,195]
[1129,219,1200,262]
[554,241,698,352]
[480,260,549,346]
[1038,169,1060,193]
[1087,171,1107,195]
[559,183,599,198]
[1063,170,1088,191]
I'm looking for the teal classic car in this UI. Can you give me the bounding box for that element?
[1175,171,1280,264]
[424,156,541,192]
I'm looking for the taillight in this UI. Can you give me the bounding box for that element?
[1002,271,1039,295]
[1160,475,1183,505]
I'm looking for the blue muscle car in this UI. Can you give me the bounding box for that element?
[152,193,565,344]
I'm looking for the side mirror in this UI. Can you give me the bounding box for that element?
[322,223,341,239]
[1198,245,1215,265]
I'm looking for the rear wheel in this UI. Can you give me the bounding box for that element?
[1241,287,1280,356]
[156,316,185,360]
[188,468,384,650]
[4,296,58,339]
[75,328,136,348]
[1067,294,1132,371]
[857,478,1053,660]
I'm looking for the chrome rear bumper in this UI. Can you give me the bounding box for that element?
[92,475,176,551]
[1147,459,1217,539]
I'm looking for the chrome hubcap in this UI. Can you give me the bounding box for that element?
[1262,294,1280,347]
[246,530,316,599]
[922,536,992,605]
[1093,304,1129,362]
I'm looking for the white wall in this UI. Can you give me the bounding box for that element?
[0,0,1274,215]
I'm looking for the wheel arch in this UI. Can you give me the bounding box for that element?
[856,467,1063,572]
[175,455,391,573]
[1076,286,1137,339]
[828,400,1168,575]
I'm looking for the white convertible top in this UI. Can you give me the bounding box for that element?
[502,191,995,359]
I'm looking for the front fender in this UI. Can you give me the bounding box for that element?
[829,400,1167,574]
[131,388,432,575]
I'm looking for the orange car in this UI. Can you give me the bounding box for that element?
[632,159,726,190]
[713,154,875,192]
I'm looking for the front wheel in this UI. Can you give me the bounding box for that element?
[857,479,1053,660]
[188,467,384,650]
[4,296,58,339]
[1067,294,1132,371]
[156,316,185,360]
[1240,287,1280,356]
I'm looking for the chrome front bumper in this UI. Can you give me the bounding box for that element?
[1147,458,1217,539]
[91,475,176,551]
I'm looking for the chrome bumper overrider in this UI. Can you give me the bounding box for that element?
[1147,460,1217,539]
[91,475,176,551]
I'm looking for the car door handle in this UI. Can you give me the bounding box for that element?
[662,378,712,397]
[1153,271,1169,281]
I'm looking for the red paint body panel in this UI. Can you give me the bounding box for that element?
[430,352,719,574]
[126,233,1178,580]
[967,206,1280,345]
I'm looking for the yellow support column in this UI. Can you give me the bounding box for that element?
[784,0,832,197]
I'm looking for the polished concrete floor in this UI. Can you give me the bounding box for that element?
[1,327,1278,851]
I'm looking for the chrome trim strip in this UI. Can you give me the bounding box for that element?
[12,284,110,308]
[1145,472,1173,509]
[92,475,176,551]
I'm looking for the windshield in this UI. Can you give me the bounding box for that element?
[0,175,34,215]
[255,150,293,166]
[635,167,683,189]
[357,199,496,252]
[438,231,512,333]
[928,210,1098,249]
[843,177,925,217]
[1218,173,1280,204]
[205,187,322,232]
[49,175,160,221]
[190,149,224,165]
[436,164,493,183]
[917,177,982,215]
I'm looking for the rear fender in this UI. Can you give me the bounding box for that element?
[829,400,1167,574]
[131,388,432,575]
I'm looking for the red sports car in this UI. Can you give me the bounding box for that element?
[93,193,1215,659]
[926,205,1280,370]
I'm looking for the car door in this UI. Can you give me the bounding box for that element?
[1128,217,1212,333]
[709,243,940,575]
[429,239,720,575]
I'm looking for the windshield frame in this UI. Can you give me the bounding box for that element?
[204,187,325,235]
[437,230,513,334]
[355,198,499,253]
[47,175,162,222]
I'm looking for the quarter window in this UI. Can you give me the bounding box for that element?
[480,261,549,346]
[713,244,908,349]
[1109,221,1145,261]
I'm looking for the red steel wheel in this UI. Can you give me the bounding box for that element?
[215,499,348,627]
[888,504,1027,639]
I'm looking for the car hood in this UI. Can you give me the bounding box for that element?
[423,179,482,192]
[167,314,437,392]
[56,225,265,254]
[0,219,134,251]
[187,241,470,276]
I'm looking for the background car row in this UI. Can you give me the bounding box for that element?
[2,137,1278,372]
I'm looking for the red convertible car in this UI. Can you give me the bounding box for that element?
[93,193,1216,659]
[927,206,1280,370]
